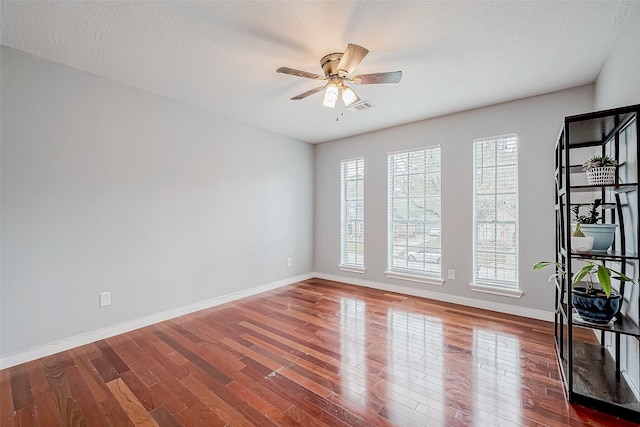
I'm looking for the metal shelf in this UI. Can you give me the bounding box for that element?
[553,104,640,423]
[570,341,640,416]
[569,183,638,193]
[569,250,639,261]
[563,303,640,337]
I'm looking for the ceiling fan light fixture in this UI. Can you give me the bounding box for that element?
[341,85,360,106]
[278,44,402,109]
[322,83,339,108]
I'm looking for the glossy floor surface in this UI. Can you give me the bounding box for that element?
[1,278,637,426]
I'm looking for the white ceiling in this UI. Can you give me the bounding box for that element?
[1,1,637,144]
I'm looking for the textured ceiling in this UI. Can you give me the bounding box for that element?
[1,1,637,143]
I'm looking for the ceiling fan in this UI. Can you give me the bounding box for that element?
[276,44,402,109]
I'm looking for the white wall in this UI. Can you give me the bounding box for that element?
[595,1,640,110]
[314,86,594,316]
[594,1,640,401]
[0,47,314,362]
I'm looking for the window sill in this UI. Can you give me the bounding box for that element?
[385,271,444,286]
[338,265,366,274]
[469,283,523,298]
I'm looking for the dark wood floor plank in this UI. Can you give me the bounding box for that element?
[283,405,332,427]
[119,370,159,412]
[170,407,208,427]
[178,374,253,427]
[9,366,33,411]
[147,382,186,415]
[94,340,130,375]
[90,357,119,383]
[2,279,639,427]
[225,380,291,425]
[148,406,180,427]
[239,357,354,427]
[128,330,190,381]
[41,355,88,427]
[103,335,161,388]
[152,330,232,386]
[155,321,246,374]
[165,322,206,345]
[179,360,280,427]
[63,364,109,427]
[22,361,49,399]
[12,405,36,427]
[226,365,295,415]
[97,397,135,427]
[1,369,15,426]
[68,349,111,404]
[32,390,62,427]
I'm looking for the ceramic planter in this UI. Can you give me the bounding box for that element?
[570,236,594,253]
[578,223,617,252]
[572,287,621,324]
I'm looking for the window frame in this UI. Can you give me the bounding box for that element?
[471,133,522,297]
[385,146,443,285]
[339,157,366,273]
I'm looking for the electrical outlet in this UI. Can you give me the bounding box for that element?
[287,258,292,267]
[99,292,111,307]
[448,269,456,280]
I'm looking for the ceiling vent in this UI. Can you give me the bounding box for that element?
[346,100,374,112]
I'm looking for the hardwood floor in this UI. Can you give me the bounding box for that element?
[1,278,637,426]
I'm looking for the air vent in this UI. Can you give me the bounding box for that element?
[346,100,374,112]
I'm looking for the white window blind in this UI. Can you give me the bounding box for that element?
[473,134,518,288]
[387,147,441,277]
[340,158,365,268]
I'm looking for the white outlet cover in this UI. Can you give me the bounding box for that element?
[99,292,111,307]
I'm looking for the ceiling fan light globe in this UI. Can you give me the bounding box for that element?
[323,83,339,108]
[341,86,360,106]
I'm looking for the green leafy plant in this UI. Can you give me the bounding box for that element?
[583,155,617,171]
[533,260,634,298]
[572,199,602,224]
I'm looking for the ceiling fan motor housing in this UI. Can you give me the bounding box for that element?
[321,53,346,80]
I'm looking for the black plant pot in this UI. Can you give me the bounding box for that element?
[572,287,621,324]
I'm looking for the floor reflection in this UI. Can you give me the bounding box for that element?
[473,328,522,424]
[337,301,525,425]
[339,297,368,402]
[386,308,445,424]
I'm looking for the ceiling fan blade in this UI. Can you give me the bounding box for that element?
[337,44,369,75]
[352,71,402,85]
[277,67,325,80]
[291,85,327,100]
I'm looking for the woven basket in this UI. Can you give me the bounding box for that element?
[586,166,616,185]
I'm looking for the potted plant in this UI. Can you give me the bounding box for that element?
[570,222,593,253]
[533,260,634,324]
[583,155,617,185]
[572,199,616,252]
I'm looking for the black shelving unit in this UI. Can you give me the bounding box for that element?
[554,104,640,422]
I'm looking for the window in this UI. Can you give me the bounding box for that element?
[472,134,520,294]
[387,147,442,282]
[340,158,365,271]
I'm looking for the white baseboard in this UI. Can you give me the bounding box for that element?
[0,273,313,369]
[312,272,554,322]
